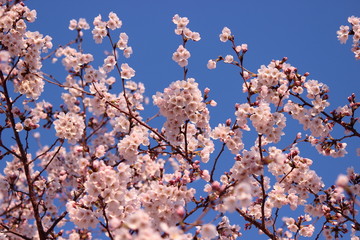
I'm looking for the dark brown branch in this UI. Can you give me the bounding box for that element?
[1,223,32,240]
[236,208,277,240]
[32,139,64,183]
[210,142,226,182]
[0,70,46,239]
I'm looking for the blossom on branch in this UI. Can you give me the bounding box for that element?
[0,3,359,240]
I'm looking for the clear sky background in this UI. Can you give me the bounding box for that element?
[21,0,360,238]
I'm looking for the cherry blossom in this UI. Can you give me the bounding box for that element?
[219,27,231,42]
[172,45,191,67]
[207,59,217,69]
[53,112,85,144]
[0,3,358,240]
[120,63,135,79]
[337,15,360,59]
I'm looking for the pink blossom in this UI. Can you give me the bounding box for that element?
[200,224,218,240]
[220,27,231,42]
[224,54,234,63]
[53,112,85,144]
[207,59,216,69]
[337,25,350,44]
[0,7,358,240]
[172,45,190,67]
[123,46,133,58]
[120,63,135,79]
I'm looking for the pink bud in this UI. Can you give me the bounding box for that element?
[226,118,232,126]
[176,206,185,217]
[241,43,248,52]
[211,181,221,191]
[204,87,210,95]
[201,170,210,182]
[243,71,250,79]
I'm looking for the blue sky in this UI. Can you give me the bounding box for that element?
[26,0,360,181]
[22,0,360,238]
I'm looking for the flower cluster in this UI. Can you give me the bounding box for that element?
[117,32,133,58]
[56,46,94,72]
[268,147,324,202]
[153,78,205,125]
[153,78,214,162]
[140,182,195,229]
[14,71,45,100]
[172,45,191,67]
[117,126,149,162]
[171,14,200,67]
[92,12,122,43]
[211,124,244,154]
[68,18,90,31]
[245,61,291,106]
[3,13,53,99]
[217,216,242,239]
[219,27,232,42]
[235,102,286,144]
[172,14,201,41]
[0,4,359,240]
[282,215,315,237]
[66,201,98,229]
[53,112,85,144]
[220,182,253,212]
[337,16,360,59]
